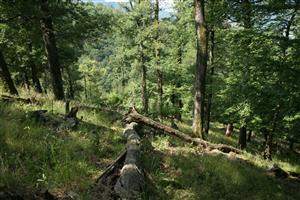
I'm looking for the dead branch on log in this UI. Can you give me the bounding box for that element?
[66,107,78,118]
[124,107,241,154]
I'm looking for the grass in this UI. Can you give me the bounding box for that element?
[0,90,299,199]
[0,92,124,198]
[143,134,300,200]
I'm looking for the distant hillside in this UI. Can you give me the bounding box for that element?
[90,0,172,18]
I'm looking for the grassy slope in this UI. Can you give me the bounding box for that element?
[0,95,124,198]
[0,93,299,199]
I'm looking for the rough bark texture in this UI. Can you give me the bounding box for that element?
[239,126,247,149]
[28,42,43,93]
[0,50,19,95]
[124,107,241,154]
[40,0,64,100]
[94,151,127,200]
[192,0,207,139]
[225,123,234,137]
[247,130,252,142]
[114,122,145,199]
[140,43,148,113]
[204,30,215,135]
[154,0,163,119]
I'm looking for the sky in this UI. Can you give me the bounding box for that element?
[88,0,174,10]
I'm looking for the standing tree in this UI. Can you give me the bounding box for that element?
[0,50,19,95]
[154,0,163,119]
[39,0,64,100]
[192,0,207,139]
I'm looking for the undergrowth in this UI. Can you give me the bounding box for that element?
[0,90,299,199]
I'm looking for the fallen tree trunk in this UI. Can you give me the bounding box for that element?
[114,122,145,199]
[0,94,35,104]
[124,107,241,154]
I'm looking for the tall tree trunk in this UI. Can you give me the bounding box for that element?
[238,126,247,149]
[28,42,43,93]
[40,0,64,100]
[247,130,252,142]
[204,30,215,135]
[22,67,31,90]
[154,0,163,120]
[140,43,148,113]
[192,0,207,139]
[66,66,74,99]
[0,50,18,95]
[84,75,87,99]
[263,132,273,160]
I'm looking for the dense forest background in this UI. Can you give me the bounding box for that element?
[0,0,300,199]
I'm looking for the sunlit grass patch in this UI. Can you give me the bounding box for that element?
[143,123,300,200]
[0,94,124,198]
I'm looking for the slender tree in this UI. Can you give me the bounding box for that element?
[192,0,207,139]
[40,0,64,100]
[154,0,163,119]
[28,41,43,93]
[0,50,19,95]
[204,30,215,135]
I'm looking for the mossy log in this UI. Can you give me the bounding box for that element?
[124,107,241,154]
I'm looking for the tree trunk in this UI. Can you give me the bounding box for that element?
[289,139,294,151]
[238,126,247,149]
[124,107,241,154]
[204,30,215,135]
[22,67,31,90]
[192,0,207,139]
[0,50,18,95]
[66,66,74,99]
[247,130,252,142]
[140,43,148,113]
[154,0,163,120]
[40,0,64,100]
[263,133,273,160]
[28,42,43,93]
[225,123,234,137]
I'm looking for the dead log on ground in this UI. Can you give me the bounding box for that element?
[28,107,79,129]
[114,122,145,199]
[0,94,35,104]
[124,107,241,154]
[93,151,127,200]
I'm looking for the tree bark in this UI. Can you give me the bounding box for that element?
[28,42,43,93]
[140,42,148,113]
[114,122,145,199]
[192,0,207,139]
[263,132,273,160]
[65,66,74,99]
[225,123,234,137]
[204,30,215,135]
[154,0,163,119]
[0,50,18,95]
[21,67,31,90]
[238,126,247,149]
[124,107,241,154]
[247,130,252,142]
[40,0,64,100]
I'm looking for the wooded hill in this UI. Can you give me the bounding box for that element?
[0,0,300,199]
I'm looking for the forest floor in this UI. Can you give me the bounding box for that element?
[0,92,300,199]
